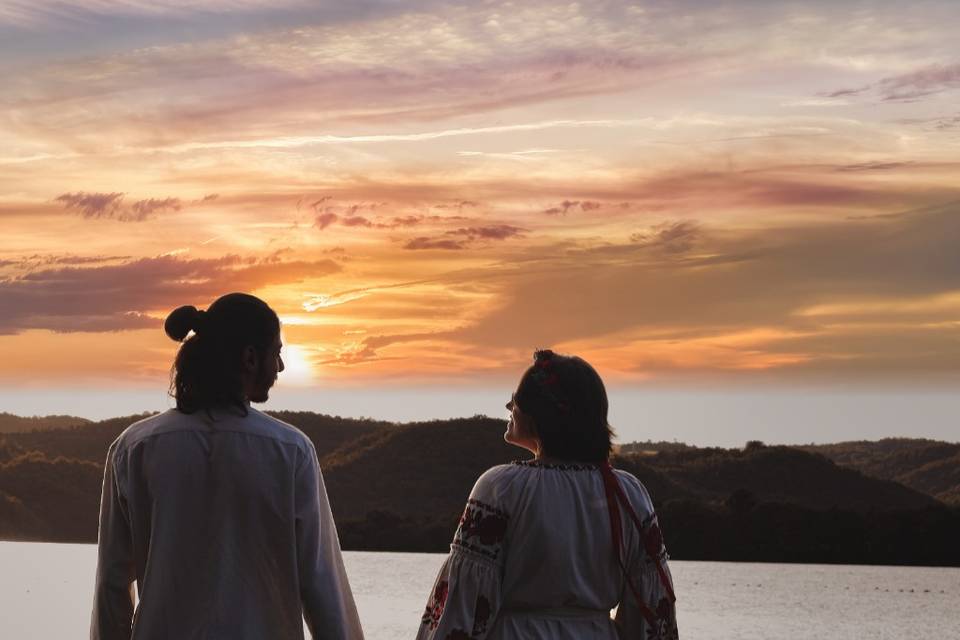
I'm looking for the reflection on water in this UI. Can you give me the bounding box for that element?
[2,542,958,639]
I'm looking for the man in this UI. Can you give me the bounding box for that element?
[91,292,363,640]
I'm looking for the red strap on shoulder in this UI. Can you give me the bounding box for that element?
[600,461,677,625]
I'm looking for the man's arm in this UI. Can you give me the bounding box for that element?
[90,442,135,640]
[295,444,364,639]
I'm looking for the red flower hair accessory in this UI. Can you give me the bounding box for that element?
[528,349,571,414]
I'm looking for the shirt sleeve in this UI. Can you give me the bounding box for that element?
[614,511,679,640]
[294,442,364,640]
[90,441,135,640]
[417,474,509,640]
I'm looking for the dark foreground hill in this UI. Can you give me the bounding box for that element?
[0,411,958,565]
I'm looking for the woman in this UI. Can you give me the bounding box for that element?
[416,350,678,640]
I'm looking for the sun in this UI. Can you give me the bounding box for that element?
[279,342,315,386]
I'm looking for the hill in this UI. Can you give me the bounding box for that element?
[0,451,103,541]
[5,414,156,464]
[267,411,390,459]
[0,412,90,434]
[0,410,957,564]
[629,443,939,511]
[2,410,388,465]
[321,420,944,558]
[801,439,960,505]
[0,410,388,546]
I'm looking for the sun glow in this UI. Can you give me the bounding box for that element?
[279,343,315,387]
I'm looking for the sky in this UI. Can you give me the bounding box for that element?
[1,1,958,445]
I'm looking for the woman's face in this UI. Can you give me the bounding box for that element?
[504,390,540,455]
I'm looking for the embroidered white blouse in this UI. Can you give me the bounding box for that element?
[90,407,363,640]
[416,461,678,640]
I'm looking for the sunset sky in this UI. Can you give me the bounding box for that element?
[1,1,958,444]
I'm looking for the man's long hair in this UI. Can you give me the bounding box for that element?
[164,292,279,414]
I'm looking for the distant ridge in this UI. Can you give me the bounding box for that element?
[0,410,958,564]
[801,439,960,506]
[0,412,90,434]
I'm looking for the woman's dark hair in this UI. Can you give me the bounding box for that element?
[164,292,280,414]
[514,349,615,463]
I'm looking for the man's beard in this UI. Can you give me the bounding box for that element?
[248,361,276,404]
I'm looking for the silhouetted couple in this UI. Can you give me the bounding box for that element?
[91,293,678,640]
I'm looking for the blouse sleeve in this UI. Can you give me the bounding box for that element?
[416,478,509,640]
[614,511,679,640]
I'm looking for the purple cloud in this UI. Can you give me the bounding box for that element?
[447,225,526,241]
[128,197,182,220]
[543,199,596,215]
[879,63,960,101]
[403,237,466,250]
[631,221,699,253]
[342,216,374,227]
[822,63,960,103]
[0,254,341,334]
[54,192,124,219]
[314,213,339,229]
[55,192,182,221]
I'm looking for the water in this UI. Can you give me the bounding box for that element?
[1,542,958,639]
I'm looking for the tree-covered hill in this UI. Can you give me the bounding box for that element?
[1,410,388,464]
[801,439,960,505]
[0,411,957,565]
[630,442,939,511]
[0,412,90,434]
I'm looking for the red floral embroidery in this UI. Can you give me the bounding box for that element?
[644,521,665,558]
[656,597,672,619]
[461,508,508,546]
[421,580,449,630]
[472,595,491,636]
[645,597,679,640]
[453,499,509,560]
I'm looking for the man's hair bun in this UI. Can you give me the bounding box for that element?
[164,305,202,342]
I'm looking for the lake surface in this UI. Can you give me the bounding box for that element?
[2,542,958,639]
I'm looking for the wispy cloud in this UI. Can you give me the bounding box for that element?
[630,221,699,253]
[4,0,960,386]
[159,120,652,153]
[54,192,123,218]
[55,192,182,221]
[542,200,604,216]
[402,224,526,250]
[822,62,960,102]
[0,253,341,334]
[447,225,525,241]
[403,237,466,251]
[314,213,338,230]
[0,0,312,27]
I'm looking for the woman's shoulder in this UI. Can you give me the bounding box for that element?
[612,467,656,519]
[467,463,537,513]
[472,463,524,494]
[472,459,598,492]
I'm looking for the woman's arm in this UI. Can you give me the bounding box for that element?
[416,472,509,640]
[613,508,678,639]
